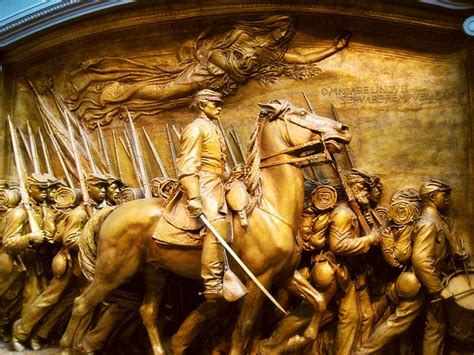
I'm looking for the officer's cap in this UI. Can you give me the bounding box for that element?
[419,179,451,196]
[194,89,223,103]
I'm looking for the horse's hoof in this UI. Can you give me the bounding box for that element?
[10,336,25,352]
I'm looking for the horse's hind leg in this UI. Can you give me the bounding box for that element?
[60,278,120,349]
[140,265,168,355]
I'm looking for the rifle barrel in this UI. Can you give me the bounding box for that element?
[142,127,169,178]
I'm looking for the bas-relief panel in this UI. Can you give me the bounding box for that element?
[8,14,473,249]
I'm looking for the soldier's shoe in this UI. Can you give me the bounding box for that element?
[11,320,26,352]
[10,336,26,352]
[29,335,41,351]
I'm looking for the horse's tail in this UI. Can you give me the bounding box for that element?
[78,206,117,281]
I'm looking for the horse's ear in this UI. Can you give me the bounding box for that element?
[258,100,284,120]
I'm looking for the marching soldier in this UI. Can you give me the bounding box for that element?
[11,173,109,351]
[105,175,126,206]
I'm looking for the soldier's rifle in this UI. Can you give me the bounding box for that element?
[17,127,33,163]
[230,124,245,164]
[122,131,143,188]
[63,108,92,216]
[166,124,179,177]
[301,92,324,180]
[78,124,98,175]
[38,128,54,176]
[97,123,113,175]
[302,93,373,235]
[331,104,355,167]
[142,127,169,179]
[127,110,151,198]
[112,130,124,181]
[46,126,75,188]
[216,117,238,168]
[26,120,41,174]
[7,116,42,234]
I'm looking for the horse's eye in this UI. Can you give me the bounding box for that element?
[299,111,306,117]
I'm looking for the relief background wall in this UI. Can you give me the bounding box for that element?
[1,1,472,249]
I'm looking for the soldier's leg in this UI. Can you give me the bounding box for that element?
[423,301,445,355]
[334,281,360,355]
[201,219,227,300]
[13,267,73,341]
[35,286,78,340]
[357,293,425,353]
[357,284,374,346]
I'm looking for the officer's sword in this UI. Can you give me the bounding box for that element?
[199,214,288,315]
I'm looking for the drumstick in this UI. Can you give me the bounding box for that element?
[431,288,474,303]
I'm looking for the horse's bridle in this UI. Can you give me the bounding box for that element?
[260,111,331,168]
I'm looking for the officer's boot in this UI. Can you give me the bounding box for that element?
[201,219,228,301]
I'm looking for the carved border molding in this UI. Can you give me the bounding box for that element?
[0,0,133,48]
[1,2,470,65]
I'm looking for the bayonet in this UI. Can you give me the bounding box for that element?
[127,110,151,198]
[7,116,41,233]
[48,132,74,188]
[142,127,169,178]
[166,124,178,177]
[97,123,113,174]
[78,124,98,174]
[38,128,53,175]
[27,120,41,174]
[112,130,123,181]
[17,127,33,163]
[123,132,143,187]
[63,108,91,215]
[216,117,237,167]
[332,104,355,168]
[230,124,245,164]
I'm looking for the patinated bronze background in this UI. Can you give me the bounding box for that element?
[0,1,472,353]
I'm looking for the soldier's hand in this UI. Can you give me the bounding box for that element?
[439,288,453,300]
[368,229,381,245]
[187,197,203,218]
[28,231,46,244]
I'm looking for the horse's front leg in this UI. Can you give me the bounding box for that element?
[230,271,274,355]
[60,278,118,350]
[140,265,168,355]
[283,269,327,340]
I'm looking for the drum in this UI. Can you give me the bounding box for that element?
[444,270,474,342]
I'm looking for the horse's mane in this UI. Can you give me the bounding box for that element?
[244,114,264,212]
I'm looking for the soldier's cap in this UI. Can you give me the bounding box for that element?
[345,168,371,186]
[44,174,67,187]
[85,173,109,186]
[194,89,223,103]
[419,179,451,196]
[106,174,126,187]
[26,173,50,188]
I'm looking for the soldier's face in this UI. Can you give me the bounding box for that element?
[432,191,451,213]
[106,182,121,203]
[47,186,58,203]
[30,185,47,203]
[201,100,222,120]
[88,184,106,203]
[352,182,370,207]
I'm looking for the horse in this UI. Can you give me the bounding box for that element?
[59,98,351,354]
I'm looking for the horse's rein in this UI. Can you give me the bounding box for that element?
[260,114,330,168]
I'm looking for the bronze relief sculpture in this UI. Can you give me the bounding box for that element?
[0,10,471,355]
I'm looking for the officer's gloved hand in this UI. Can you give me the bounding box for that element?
[187,197,203,218]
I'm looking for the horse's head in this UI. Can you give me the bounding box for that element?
[258,99,351,155]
